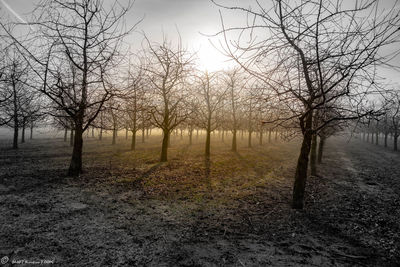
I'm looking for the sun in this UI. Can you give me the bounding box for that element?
[193,37,232,72]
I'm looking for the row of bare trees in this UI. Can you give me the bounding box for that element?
[0,41,44,148]
[358,91,400,151]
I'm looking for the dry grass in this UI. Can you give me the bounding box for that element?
[0,132,399,266]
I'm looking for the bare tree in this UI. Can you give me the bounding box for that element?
[196,71,227,157]
[144,36,194,162]
[2,0,138,175]
[0,44,30,149]
[214,0,400,209]
[387,91,400,151]
[223,68,245,152]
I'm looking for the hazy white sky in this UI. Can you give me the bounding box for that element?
[0,0,236,71]
[0,0,399,82]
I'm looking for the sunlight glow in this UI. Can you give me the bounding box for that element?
[193,37,232,72]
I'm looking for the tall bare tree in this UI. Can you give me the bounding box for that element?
[2,0,138,175]
[214,0,400,209]
[196,71,227,157]
[0,44,30,149]
[223,68,245,152]
[144,36,194,162]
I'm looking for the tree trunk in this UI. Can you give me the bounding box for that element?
[292,112,313,209]
[384,132,388,147]
[196,129,199,139]
[68,124,83,176]
[375,131,379,145]
[259,130,263,145]
[269,129,272,143]
[92,127,95,138]
[142,127,145,143]
[248,131,252,147]
[112,126,117,145]
[232,129,237,152]
[317,136,325,164]
[125,128,128,140]
[275,130,278,141]
[205,128,211,158]
[12,83,18,149]
[21,118,26,143]
[310,134,317,176]
[13,121,19,149]
[160,129,169,162]
[394,133,398,151]
[99,127,103,141]
[30,124,33,140]
[70,129,74,147]
[131,131,136,151]
[64,128,68,142]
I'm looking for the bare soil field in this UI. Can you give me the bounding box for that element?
[0,134,399,266]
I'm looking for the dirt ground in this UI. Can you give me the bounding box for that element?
[0,133,399,266]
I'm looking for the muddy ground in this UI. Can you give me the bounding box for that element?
[0,133,399,266]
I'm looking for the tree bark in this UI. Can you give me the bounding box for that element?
[384,132,388,147]
[269,129,272,143]
[160,129,169,162]
[131,131,136,151]
[310,134,317,176]
[248,131,252,147]
[30,124,33,140]
[259,129,263,145]
[317,136,325,164]
[70,129,74,147]
[112,126,117,145]
[205,128,211,158]
[12,92,18,149]
[394,133,398,151]
[21,118,26,143]
[189,129,193,145]
[292,111,313,209]
[64,128,68,142]
[68,123,83,176]
[232,129,237,152]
